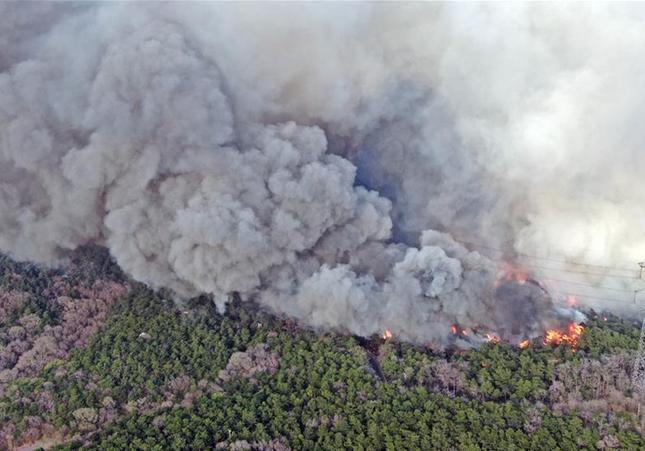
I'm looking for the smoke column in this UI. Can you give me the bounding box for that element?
[1,3,643,346]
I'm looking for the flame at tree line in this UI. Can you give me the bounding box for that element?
[543,323,585,349]
[381,281,586,349]
[382,322,585,349]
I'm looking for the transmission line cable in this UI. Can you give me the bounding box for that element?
[539,277,636,293]
[454,238,638,273]
[519,263,640,280]
[549,291,635,305]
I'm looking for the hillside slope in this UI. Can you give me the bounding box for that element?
[0,251,643,450]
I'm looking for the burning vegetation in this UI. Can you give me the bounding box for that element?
[379,268,587,351]
[384,319,585,351]
[544,323,585,349]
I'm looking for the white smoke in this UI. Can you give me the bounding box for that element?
[1,3,643,345]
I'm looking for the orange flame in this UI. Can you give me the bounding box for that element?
[495,265,529,287]
[543,323,584,349]
[510,270,528,284]
[450,325,458,334]
[565,294,577,308]
[519,339,530,349]
[485,333,500,344]
[382,329,393,340]
[497,267,529,286]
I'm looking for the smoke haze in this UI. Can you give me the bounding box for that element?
[1,3,643,346]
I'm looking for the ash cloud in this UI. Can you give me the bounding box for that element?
[1,3,643,346]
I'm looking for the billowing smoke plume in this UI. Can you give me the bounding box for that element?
[1,3,643,346]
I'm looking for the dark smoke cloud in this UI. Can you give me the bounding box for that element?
[1,3,642,346]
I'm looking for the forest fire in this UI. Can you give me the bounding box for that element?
[382,330,393,340]
[496,266,530,287]
[450,324,472,338]
[447,317,585,350]
[543,323,584,348]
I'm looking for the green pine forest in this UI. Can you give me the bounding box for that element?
[0,249,643,450]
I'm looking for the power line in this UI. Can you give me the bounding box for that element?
[539,277,636,293]
[550,291,634,305]
[521,263,640,280]
[461,238,638,272]
[452,236,645,306]
[454,238,639,274]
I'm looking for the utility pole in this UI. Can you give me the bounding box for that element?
[632,265,645,414]
[633,312,645,396]
[633,316,645,418]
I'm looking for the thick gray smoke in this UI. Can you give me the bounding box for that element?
[1,3,643,346]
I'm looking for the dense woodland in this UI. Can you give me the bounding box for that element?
[0,249,643,450]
